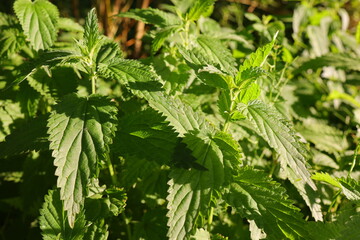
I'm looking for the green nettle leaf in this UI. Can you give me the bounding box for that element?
[96,41,123,65]
[143,91,208,137]
[238,100,316,190]
[236,36,276,84]
[240,37,275,71]
[312,172,341,188]
[237,83,260,104]
[47,94,117,227]
[178,36,237,77]
[83,8,101,51]
[0,114,48,157]
[225,167,309,240]
[196,36,237,76]
[152,25,180,53]
[14,0,59,50]
[116,8,181,27]
[84,221,109,240]
[187,0,215,21]
[167,169,209,240]
[295,118,348,154]
[0,27,26,57]
[338,178,360,201]
[58,17,84,32]
[293,53,360,74]
[39,189,86,240]
[114,109,178,165]
[98,59,161,89]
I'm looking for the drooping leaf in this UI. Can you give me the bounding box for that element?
[114,109,178,165]
[225,167,309,240]
[238,100,316,190]
[14,0,59,50]
[286,167,323,221]
[5,50,72,89]
[337,178,360,201]
[47,94,117,227]
[293,53,360,74]
[116,8,181,27]
[0,114,48,157]
[186,0,215,21]
[39,189,86,240]
[296,118,348,154]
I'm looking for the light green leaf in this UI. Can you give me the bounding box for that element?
[152,25,180,53]
[83,8,101,51]
[293,53,360,74]
[239,100,316,190]
[196,36,237,76]
[39,189,86,240]
[0,27,26,57]
[239,36,276,72]
[116,8,181,27]
[237,83,260,104]
[58,17,84,32]
[191,228,211,240]
[14,0,59,50]
[312,172,341,188]
[47,94,117,227]
[356,22,360,44]
[225,167,309,240]
[187,0,215,21]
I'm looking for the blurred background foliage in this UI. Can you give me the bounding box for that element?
[1,0,359,58]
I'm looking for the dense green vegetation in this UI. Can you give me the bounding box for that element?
[1,0,360,239]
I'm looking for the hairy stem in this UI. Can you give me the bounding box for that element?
[91,74,97,95]
[349,144,359,177]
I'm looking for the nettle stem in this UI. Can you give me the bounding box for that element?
[91,74,97,94]
[184,20,190,48]
[222,89,238,132]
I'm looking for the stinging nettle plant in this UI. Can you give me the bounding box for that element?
[1,0,360,239]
